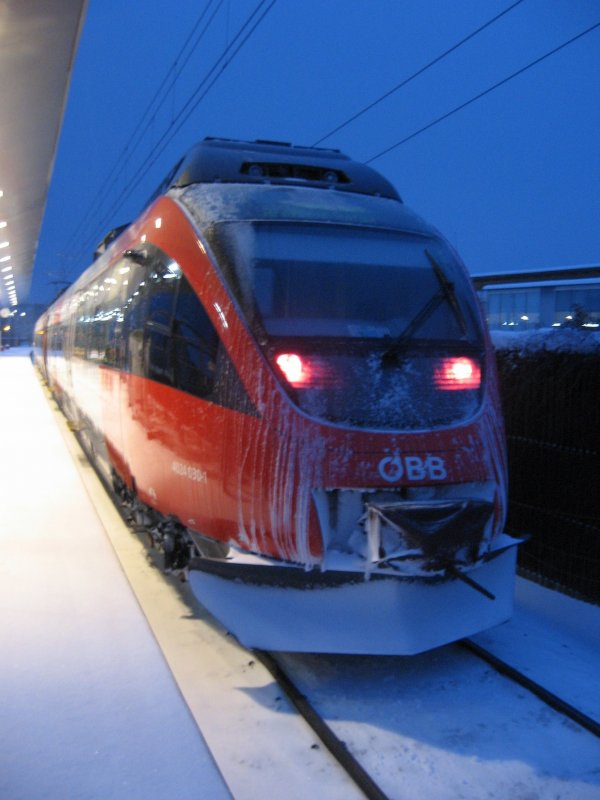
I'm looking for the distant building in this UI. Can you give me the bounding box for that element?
[0,303,47,348]
[472,265,600,331]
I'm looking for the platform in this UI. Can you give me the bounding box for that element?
[0,350,231,799]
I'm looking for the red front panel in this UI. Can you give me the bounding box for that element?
[90,196,507,567]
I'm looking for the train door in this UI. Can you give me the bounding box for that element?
[97,259,129,482]
[119,246,234,540]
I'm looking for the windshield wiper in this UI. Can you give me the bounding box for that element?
[382,249,468,365]
[425,249,468,338]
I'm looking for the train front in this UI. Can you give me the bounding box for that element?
[175,144,519,654]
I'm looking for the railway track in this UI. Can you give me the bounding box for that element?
[460,639,600,740]
[256,642,600,800]
[255,650,391,800]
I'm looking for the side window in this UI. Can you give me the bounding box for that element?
[121,250,178,382]
[50,323,63,354]
[122,259,149,376]
[143,262,179,386]
[102,266,127,368]
[172,276,219,398]
[79,266,128,366]
[146,263,179,326]
[117,243,256,415]
[73,291,89,358]
[81,290,97,360]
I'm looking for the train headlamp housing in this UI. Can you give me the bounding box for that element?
[272,346,483,430]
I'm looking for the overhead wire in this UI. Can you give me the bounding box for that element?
[72,0,277,269]
[365,20,600,164]
[312,0,526,146]
[149,0,278,163]
[66,0,223,258]
[66,5,596,271]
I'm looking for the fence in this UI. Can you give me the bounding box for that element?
[495,346,600,603]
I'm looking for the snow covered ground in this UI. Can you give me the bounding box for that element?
[1,348,599,799]
[277,578,600,799]
[473,578,600,722]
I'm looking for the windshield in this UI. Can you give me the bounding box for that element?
[207,220,484,430]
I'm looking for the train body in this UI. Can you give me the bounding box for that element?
[35,138,519,653]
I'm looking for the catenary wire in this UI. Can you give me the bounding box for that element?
[125,0,278,186]
[72,0,277,271]
[84,0,276,250]
[65,0,224,257]
[365,20,600,164]
[313,0,526,146]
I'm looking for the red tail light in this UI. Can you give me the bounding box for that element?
[433,357,481,391]
[275,353,310,387]
[275,352,341,389]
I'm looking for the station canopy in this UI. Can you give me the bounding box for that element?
[0,0,86,309]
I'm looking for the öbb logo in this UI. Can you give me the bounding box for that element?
[378,454,447,483]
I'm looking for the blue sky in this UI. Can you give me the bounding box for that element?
[31,0,599,303]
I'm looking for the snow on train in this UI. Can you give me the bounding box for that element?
[34,137,520,654]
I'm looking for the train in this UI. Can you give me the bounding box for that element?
[34,137,520,654]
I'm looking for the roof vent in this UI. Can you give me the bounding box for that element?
[240,161,349,185]
[160,137,402,201]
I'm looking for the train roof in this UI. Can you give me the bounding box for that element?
[153,137,402,202]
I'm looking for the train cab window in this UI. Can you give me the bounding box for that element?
[172,275,219,398]
[122,250,178,382]
[146,262,179,325]
[211,220,484,430]
[143,262,179,386]
[171,276,255,414]
[118,244,255,413]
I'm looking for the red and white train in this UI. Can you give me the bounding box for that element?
[35,138,519,653]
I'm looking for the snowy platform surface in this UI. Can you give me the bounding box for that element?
[1,349,599,800]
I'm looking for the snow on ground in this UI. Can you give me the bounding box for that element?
[268,557,600,799]
[473,578,600,721]
[278,652,598,800]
